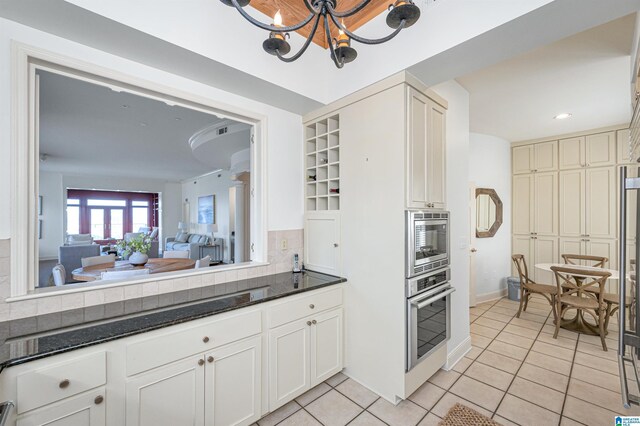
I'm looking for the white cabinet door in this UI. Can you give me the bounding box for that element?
[585,167,616,239]
[406,88,446,209]
[304,211,341,275]
[512,235,533,276]
[559,170,585,237]
[617,129,632,164]
[512,145,533,175]
[559,238,584,259]
[17,388,106,426]
[533,237,558,284]
[427,100,446,209]
[205,336,261,426]
[534,141,558,172]
[125,355,205,426]
[268,319,311,411]
[586,238,618,293]
[310,308,343,384]
[407,88,428,208]
[534,172,558,236]
[586,132,616,167]
[512,175,533,235]
[559,137,585,170]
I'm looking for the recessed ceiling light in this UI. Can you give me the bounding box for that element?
[121,104,129,108]
[554,113,572,120]
[140,122,148,127]
[175,117,182,121]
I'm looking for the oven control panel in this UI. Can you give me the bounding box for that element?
[407,268,451,298]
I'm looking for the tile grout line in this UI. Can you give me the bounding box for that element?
[488,299,554,422]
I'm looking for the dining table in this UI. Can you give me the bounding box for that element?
[535,263,621,335]
[72,258,196,282]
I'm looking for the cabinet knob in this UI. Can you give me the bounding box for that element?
[312,320,317,325]
[203,336,210,343]
[307,321,312,326]
[198,359,205,366]
[334,243,339,248]
[59,379,70,389]
[309,304,315,309]
[94,395,104,405]
[207,356,214,363]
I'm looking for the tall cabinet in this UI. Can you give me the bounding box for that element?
[512,128,626,290]
[303,72,448,402]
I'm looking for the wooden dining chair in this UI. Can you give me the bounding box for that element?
[511,255,557,320]
[551,266,610,350]
[561,254,608,268]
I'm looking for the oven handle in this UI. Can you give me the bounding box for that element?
[412,287,455,309]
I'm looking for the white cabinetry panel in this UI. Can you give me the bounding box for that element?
[17,388,106,426]
[304,212,341,275]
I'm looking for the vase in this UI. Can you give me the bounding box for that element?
[129,251,148,266]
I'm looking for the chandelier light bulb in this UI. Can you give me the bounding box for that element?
[273,10,283,27]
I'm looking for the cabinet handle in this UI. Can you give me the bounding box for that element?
[94,395,104,405]
[207,356,214,363]
[312,320,317,325]
[59,379,70,389]
[202,336,210,343]
[307,321,312,326]
[198,359,205,366]
[334,243,339,248]
[309,304,315,309]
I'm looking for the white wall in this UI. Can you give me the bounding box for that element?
[181,170,237,262]
[38,171,64,260]
[431,80,471,364]
[0,18,304,240]
[470,133,512,300]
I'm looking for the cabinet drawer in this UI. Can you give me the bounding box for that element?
[268,287,342,329]
[126,310,261,376]
[16,352,106,414]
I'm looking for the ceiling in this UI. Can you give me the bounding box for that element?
[457,13,636,142]
[38,70,250,181]
[249,0,389,48]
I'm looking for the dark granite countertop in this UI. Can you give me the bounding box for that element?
[0,270,345,371]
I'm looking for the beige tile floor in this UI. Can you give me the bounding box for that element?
[255,296,635,425]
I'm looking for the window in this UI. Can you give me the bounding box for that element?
[66,198,80,235]
[67,190,159,241]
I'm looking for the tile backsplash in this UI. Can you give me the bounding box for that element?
[0,229,304,321]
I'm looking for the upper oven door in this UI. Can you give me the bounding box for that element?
[407,213,449,277]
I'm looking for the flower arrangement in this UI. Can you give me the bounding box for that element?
[116,234,152,259]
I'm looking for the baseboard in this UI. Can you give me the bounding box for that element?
[475,288,508,304]
[39,256,58,262]
[444,336,471,371]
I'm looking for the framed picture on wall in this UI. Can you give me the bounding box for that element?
[38,220,42,240]
[38,195,43,216]
[198,195,215,225]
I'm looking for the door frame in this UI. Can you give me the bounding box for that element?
[469,183,477,307]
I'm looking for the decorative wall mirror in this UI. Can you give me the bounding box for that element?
[475,188,503,238]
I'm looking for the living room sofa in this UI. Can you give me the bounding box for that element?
[58,244,100,283]
[165,233,211,260]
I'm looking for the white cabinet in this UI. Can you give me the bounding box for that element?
[559,167,616,239]
[512,141,557,174]
[268,308,343,411]
[618,129,632,164]
[126,354,205,426]
[559,237,617,292]
[560,133,616,170]
[512,236,558,283]
[126,336,261,426]
[585,167,616,239]
[16,388,106,426]
[407,88,446,209]
[205,336,262,426]
[512,172,557,237]
[304,212,341,275]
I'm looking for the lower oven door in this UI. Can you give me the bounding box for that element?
[407,284,455,371]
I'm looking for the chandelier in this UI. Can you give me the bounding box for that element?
[220,0,421,68]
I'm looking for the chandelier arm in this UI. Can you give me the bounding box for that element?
[275,14,322,63]
[326,0,373,18]
[324,14,345,69]
[230,0,317,32]
[303,0,322,14]
[327,9,406,45]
